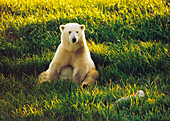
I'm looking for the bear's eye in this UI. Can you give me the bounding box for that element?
[68,31,71,34]
[76,31,78,33]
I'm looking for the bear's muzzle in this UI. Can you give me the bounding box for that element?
[72,37,77,43]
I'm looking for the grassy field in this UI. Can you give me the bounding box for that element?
[0,0,169,120]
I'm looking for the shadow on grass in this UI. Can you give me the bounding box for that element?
[0,17,169,81]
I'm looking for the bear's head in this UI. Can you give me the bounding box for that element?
[60,23,86,51]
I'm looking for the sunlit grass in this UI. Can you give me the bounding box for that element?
[0,0,169,42]
[0,0,169,120]
[1,75,169,120]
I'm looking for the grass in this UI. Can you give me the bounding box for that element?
[0,0,169,120]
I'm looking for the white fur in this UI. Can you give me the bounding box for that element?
[39,23,98,86]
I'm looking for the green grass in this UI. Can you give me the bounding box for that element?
[0,0,169,120]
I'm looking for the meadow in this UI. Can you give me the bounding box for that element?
[0,0,169,120]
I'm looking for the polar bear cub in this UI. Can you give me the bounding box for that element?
[38,23,98,86]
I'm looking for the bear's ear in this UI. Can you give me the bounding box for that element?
[79,25,85,31]
[60,25,65,32]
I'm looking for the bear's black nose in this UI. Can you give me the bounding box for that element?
[72,38,77,43]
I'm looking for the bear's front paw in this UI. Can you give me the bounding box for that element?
[38,71,50,83]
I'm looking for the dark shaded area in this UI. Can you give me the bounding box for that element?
[1,13,169,45]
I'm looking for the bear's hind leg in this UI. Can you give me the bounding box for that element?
[81,69,99,87]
